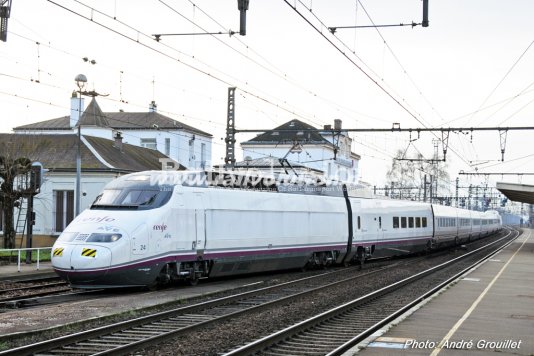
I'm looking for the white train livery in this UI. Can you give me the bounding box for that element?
[51,171,502,288]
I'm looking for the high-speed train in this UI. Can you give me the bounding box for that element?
[51,171,502,288]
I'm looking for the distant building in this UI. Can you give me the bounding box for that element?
[13,94,212,170]
[0,133,182,247]
[240,119,360,183]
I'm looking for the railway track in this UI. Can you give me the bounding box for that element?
[0,229,513,355]
[224,227,520,356]
[0,250,441,355]
[0,277,74,308]
[0,289,109,310]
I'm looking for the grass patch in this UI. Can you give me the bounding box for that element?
[0,249,51,262]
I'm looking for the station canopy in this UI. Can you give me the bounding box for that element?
[496,182,534,205]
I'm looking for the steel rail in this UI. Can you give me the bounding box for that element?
[0,258,417,355]
[223,227,518,355]
[329,228,520,356]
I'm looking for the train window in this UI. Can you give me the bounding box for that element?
[92,186,173,210]
[393,217,399,228]
[415,217,421,228]
[93,189,121,205]
[401,217,407,228]
[408,217,414,228]
[422,217,427,228]
[379,217,382,229]
[357,216,361,230]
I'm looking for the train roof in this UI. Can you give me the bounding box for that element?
[112,170,374,198]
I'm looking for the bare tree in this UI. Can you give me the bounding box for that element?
[0,135,36,249]
[386,149,450,201]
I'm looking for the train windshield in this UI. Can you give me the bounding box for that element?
[91,185,173,210]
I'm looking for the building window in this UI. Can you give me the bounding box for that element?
[164,138,171,156]
[54,190,74,233]
[140,138,157,150]
[200,143,206,169]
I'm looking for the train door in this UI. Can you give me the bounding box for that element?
[375,216,384,240]
[195,209,206,256]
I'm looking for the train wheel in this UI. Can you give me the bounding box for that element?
[426,240,433,253]
[187,276,199,286]
[145,280,159,291]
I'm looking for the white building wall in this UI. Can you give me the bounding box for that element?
[121,130,212,170]
[241,144,359,183]
[27,172,119,236]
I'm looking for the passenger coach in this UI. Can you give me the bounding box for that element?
[51,171,502,288]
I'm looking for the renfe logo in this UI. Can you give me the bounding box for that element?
[153,223,167,231]
[81,216,115,223]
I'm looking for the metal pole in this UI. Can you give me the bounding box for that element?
[455,177,459,208]
[74,74,86,216]
[224,87,236,169]
[25,194,33,264]
[75,93,82,216]
[423,175,427,202]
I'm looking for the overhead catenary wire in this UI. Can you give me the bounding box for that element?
[470,39,534,127]
[48,0,338,131]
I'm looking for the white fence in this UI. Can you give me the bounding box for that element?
[0,247,52,272]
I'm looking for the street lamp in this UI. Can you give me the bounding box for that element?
[75,74,87,216]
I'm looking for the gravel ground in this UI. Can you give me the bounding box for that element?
[139,233,513,355]
[0,231,512,354]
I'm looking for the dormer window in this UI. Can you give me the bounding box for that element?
[271,132,279,136]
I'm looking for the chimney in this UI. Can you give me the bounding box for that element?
[113,131,123,151]
[149,100,157,113]
[324,124,332,130]
[334,119,342,131]
[70,91,85,128]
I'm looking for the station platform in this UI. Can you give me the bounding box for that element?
[0,260,55,281]
[355,229,534,356]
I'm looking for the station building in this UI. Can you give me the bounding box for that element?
[239,119,360,183]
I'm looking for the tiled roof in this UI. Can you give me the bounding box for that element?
[13,100,211,137]
[0,133,179,172]
[105,112,211,137]
[78,98,109,127]
[242,119,329,145]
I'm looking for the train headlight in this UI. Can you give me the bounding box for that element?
[87,233,123,243]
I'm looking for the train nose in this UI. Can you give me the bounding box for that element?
[52,244,112,270]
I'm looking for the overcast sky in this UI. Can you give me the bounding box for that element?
[2,0,534,192]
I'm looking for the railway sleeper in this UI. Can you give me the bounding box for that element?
[317,323,353,331]
[97,336,135,343]
[73,342,116,348]
[275,343,328,351]
[292,336,344,346]
[270,346,325,355]
[130,327,165,334]
[139,325,176,331]
[108,334,144,340]
[285,339,340,347]
[304,329,351,338]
